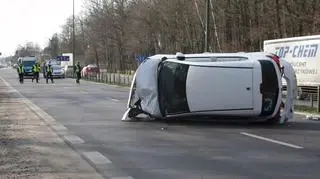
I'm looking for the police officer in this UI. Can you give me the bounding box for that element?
[46,63,54,84]
[74,61,82,84]
[32,62,41,83]
[17,63,25,84]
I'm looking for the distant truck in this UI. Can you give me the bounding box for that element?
[264,35,320,99]
[17,56,37,78]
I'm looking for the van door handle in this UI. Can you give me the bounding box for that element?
[246,87,251,90]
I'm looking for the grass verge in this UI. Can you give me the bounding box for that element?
[294,105,320,115]
[81,78,130,88]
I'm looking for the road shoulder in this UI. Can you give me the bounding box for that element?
[0,76,104,179]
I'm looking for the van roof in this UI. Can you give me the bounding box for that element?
[146,52,275,67]
[20,56,36,61]
[148,52,273,60]
[264,35,320,45]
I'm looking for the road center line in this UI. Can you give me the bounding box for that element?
[240,132,304,149]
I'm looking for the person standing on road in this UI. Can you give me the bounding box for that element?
[32,62,41,83]
[74,61,82,84]
[17,63,25,84]
[46,63,54,84]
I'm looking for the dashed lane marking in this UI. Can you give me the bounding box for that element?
[83,151,112,165]
[240,132,304,149]
[111,98,120,102]
[63,135,85,144]
[51,123,68,131]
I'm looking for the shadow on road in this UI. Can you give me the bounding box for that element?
[128,115,320,131]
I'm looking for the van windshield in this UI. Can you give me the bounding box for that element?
[52,66,61,70]
[158,61,190,115]
[22,61,35,66]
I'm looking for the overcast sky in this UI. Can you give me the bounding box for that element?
[0,0,84,57]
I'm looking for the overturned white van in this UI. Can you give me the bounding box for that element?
[122,52,297,124]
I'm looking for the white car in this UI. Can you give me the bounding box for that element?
[51,65,65,78]
[122,52,297,124]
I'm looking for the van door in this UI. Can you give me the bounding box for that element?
[186,66,254,112]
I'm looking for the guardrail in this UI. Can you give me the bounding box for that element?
[66,72,133,86]
[283,86,320,113]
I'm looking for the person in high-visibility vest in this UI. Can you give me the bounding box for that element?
[46,63,54,84]
[17,63,25,84]
[74,61,82,84]
[32,62,41,83]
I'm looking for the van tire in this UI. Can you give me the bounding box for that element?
[265,116,281,125]
[265,110,281,125]
[128,108,143,118]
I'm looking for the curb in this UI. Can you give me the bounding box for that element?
[84,79,130,89]
[66,77,131,89]
[294,111,320,121]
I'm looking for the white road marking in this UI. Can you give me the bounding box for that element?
[52,124,68,131]
[111,98,119,102]
[240,132,304,149]
[111,177,134,179]
[63,135,85,144]
[1,74,134,179]
[82,151,112,165]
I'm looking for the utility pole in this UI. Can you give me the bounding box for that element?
[204,0,210,52]
[72,0,75,76]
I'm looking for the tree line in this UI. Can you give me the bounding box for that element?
[9,0,320,72]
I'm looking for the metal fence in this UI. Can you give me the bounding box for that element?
[289,86,320,112]
[66,72,133,86]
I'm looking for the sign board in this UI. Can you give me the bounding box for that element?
[135,55,147,64]
[264,35,320,86]
[56,55,70,61]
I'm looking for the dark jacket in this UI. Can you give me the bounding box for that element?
[17,65,25,74]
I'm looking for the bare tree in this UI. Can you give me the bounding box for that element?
[39,0,320,72]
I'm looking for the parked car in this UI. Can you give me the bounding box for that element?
[42,59,62,78]
[122,52,297,124]
[51,65,65,78]
[81,64,100,77]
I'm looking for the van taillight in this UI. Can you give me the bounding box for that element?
[267,54,281,70]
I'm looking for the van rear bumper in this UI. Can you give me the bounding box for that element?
[24,72,34,76]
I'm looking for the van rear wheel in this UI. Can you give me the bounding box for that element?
[265,115,281,125]
[265,101,285,125]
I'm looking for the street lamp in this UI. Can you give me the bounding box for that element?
[204,0,210,52]
[72,0,75,76]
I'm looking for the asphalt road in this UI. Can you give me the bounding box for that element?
[1,68,320,179]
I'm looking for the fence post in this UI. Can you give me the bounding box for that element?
[317,86,320,112]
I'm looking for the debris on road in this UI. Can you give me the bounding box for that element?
[306,115,320,121]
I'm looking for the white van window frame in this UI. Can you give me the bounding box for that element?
[258,59,281,117]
